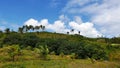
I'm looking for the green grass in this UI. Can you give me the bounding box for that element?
[111,44,120,46]
[1,59,120,68]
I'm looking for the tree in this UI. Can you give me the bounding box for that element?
[35,26,40,32]
[28,25,34,32]
[71,29,74,34]
[5,28,10,34]
[35,45,49,60]
[39,25,43,29]
[5,45,21,61]
[22,25,26,32]
[21,34,40,48]
[2,33,22,45]
[0,30,3,33]
[67,32,69,35]
[18,27,23,34]
[84,42,108,63]
[78,31,80,35]
[41,26,45,31]
[25,25,29,32]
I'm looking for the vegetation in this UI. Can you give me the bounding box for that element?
[0,25,120,68]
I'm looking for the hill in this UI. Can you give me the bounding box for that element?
[0,31,120,68]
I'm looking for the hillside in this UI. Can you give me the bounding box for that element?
[0,32,120,68]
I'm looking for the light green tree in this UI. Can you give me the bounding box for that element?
[5,45,21,61]
[34,45,49,60]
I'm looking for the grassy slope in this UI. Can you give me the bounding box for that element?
[0,54,120,68]
[0,57,120,68]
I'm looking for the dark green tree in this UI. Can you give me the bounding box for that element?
[41,26,45,31]
[5,28,10,34]
[71,29,74,34]
[35,26,40,32]
[18,27,23,34]
[78,31,80,35]
[2,33,22,45]
[67,32,69,34]
[21,34,40,48]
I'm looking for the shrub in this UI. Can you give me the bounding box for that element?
[34,45,49,60]
[5,45,21,61]
[20,34,40,48]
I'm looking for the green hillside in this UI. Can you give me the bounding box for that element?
[0,31,120,68]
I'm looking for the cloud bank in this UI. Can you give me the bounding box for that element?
[63,0,120,37]
[24,15,102,37]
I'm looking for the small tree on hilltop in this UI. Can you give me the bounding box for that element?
[5,28,10,34]
[71,29,74,34]
[41,26,45,31]
[78,31,80,35]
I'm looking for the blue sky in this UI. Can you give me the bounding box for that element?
[0,0,66,23]
[0,0,120,37]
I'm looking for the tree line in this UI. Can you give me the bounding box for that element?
[0,25,45,34]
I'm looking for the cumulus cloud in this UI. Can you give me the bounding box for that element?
[24,15,101,37]
[62,0,120,37]
[24,18,68,33]
[24,18,39,26]
[74,16,83,24]
[48,20,69,33]
[69,21,102,37]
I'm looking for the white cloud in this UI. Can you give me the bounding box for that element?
[74,16,83,24]
[24,18,39,26]
[47,20,69,33]
[24,18,69,33]
[69,21,102,37]
[24,15,101,37]
[62,0,120,37]
[62,0,99,13]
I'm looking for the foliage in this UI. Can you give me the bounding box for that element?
[1,45,21,61]
[35,45,49,60]
[20,33,40,48]
[2,33,22,45]
[84,42,108,60]
[0,31,119,62]
[70,53,76,59]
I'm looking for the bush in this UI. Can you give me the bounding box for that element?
[20,34,40,48]
[2,33,22,45]
[34,45,49,60]
[5,45,21,61]
[83,42,108,60]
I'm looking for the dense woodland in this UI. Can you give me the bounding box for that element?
[0,25,120,67]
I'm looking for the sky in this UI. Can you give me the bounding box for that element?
[0,0,120,38]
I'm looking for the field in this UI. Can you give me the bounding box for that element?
[0,55,120,68]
